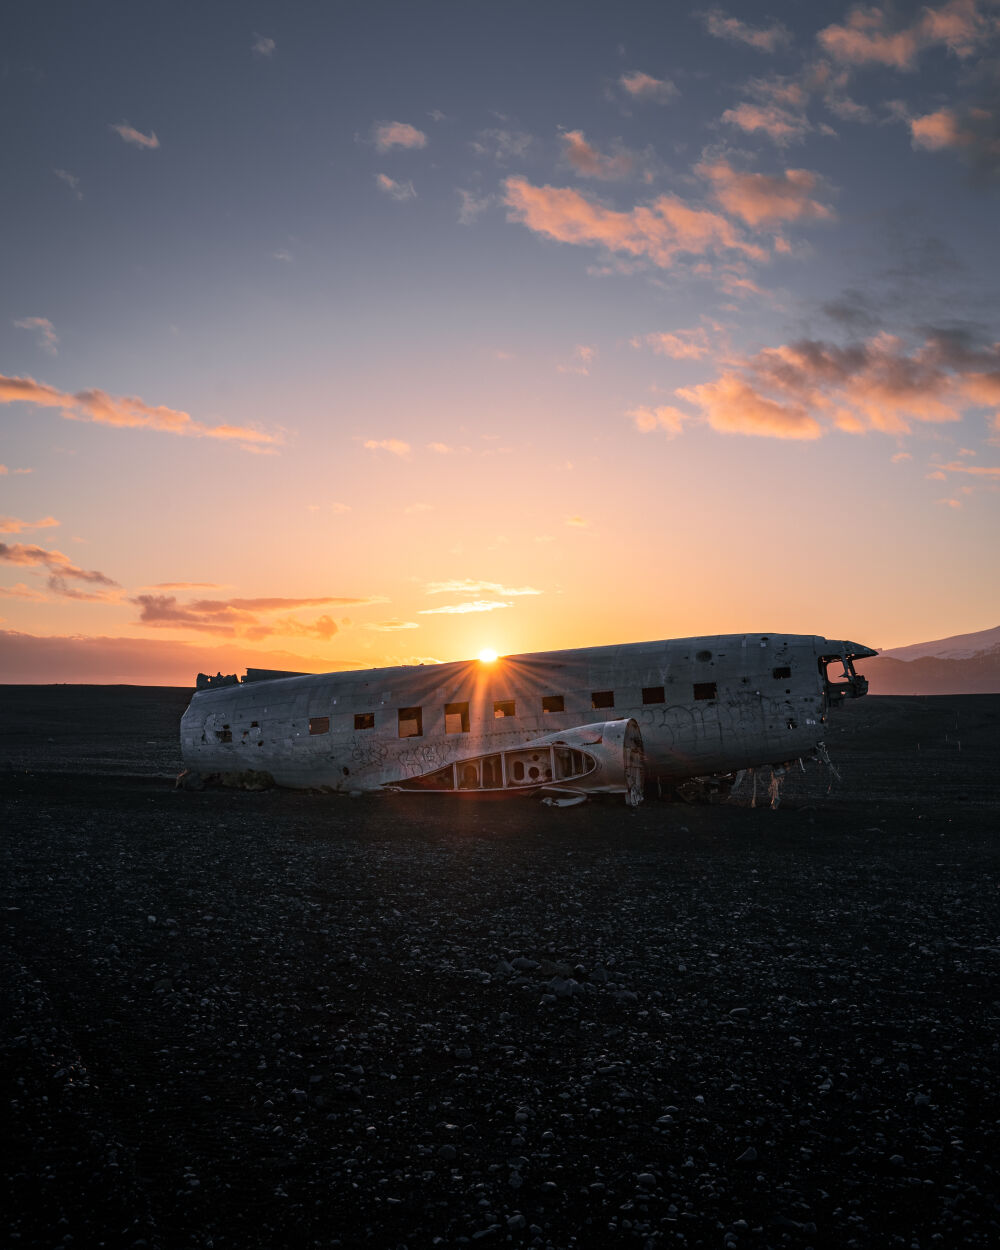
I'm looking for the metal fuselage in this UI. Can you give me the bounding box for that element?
[180,633,875,794]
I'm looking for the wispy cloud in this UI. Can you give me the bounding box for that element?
[471,128,534,162]
[133,593,385,638]
[628,404,689,436]
[702,9,792,52]
[566,515,589,527]
[0,374,280,451]
[633,328,712,359]
[619,71,677,103]
[373,121,427,151]
[375,173,416,200]
[363,438,410,456]
[457,188,494,224]
[110,122,159,149]
[366,618,420,631]
[503,177,765,269]
[0,582,50,602]
[418,600,513,615]
[0,465,33,476]
[53,168,82,199]
[306,502,351,514]
[14,317,58,355]
[0,515,59,534]
[697,161,835,226]
[720,76,814,146]
[561,130,634,180]
[425,579,541,596]
[557,344,597,375]
[938,460,1000,477]
[147,581,225,590]
[0,541,120,599]
[252,33,276,57]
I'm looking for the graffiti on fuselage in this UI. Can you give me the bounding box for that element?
[349,734,390,768]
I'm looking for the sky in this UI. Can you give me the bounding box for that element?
[2,0,999,683]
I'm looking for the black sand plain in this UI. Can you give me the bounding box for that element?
[2,686,999,1250]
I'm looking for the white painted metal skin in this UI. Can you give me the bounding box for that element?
[179,633,876,796]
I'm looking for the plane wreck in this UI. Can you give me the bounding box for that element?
[179,633,875,806]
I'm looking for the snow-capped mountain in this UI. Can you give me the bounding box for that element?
[863,625,1000,695]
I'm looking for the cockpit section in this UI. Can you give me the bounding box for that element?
[819,640,878,703]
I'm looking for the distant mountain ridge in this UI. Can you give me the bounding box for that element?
[880,624,1000,663]
[864,624,1000,695]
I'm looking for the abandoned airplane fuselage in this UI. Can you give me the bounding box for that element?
[179,633,875,804]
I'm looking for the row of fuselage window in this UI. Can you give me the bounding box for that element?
[305,682,721,739]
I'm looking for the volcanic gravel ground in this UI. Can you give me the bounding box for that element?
[2,687,999,1249]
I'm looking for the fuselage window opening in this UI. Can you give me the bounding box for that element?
[481,754,502,787]
[494,700,516,719]
[309,716,330,735]
[398,706,423,738]
[444,701,470,734]
[693,681,717,701]
[542,694,564,714]
[591,690,614,709]
[642,686,665,704]
[772,666,791,680]
[216,724,232,743]
[355,712,375,731]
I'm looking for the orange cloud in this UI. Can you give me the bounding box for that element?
[366,619,420,631]
[635,329,712,359]
[561,131,634,180]
[418,600,512,615]
[702,9,792,52]
[628,405,689,436]
[818,1,995,69]
[375,173,416,200]
[110,122,159,149]
[619,71,677,103]
[503,177,764,269]
[0,374,279,450]
[939,460,1000,476]
[721,102,811,145]
[671,330,1000,440]
[0,582,49,601]
[0,540,119,599]
[0,515,59,534]
[698,161,835,226]
[425,579,541,596]
[677,373,822,439]
[909,105,1000,173]
[910,108,965,149]
[373,121,427,151]
[363,438,410,456]
[133,593,384,638]
[557,344,597,375]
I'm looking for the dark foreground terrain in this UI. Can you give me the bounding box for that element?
[2,687,999,1250]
